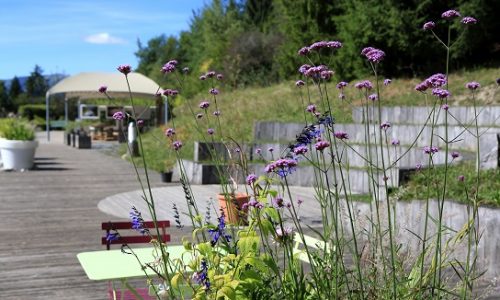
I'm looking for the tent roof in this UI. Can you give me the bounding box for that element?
[46,72,160,100]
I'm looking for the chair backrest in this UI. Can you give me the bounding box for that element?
[102,220,171,250]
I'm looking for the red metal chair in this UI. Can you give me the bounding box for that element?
[101,220,171,300]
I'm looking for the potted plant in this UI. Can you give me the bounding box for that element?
[0,118,38,170]
[160,157,175,183]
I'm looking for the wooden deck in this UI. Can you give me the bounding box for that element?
[0,132,171,299]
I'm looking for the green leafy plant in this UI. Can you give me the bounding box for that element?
[0,118,35,141]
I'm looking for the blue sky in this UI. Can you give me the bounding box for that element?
[0,0,207,80]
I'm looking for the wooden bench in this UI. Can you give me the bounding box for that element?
[101,220,172,300]
[293,233,334,264]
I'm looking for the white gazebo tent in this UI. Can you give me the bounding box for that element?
[45,72,161,141]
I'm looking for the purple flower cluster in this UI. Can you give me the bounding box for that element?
[199,101,210,109]
[273,196,285,208]
[461,17,477,25]
[423,145,439,155]
[384,79,392,86]
[442,104,449,111]
[207,128,214,135]
[293,145,308,155]
[246,174,257,185]
[368,93,378,101]
[98,85,107,93]
[306,104,316,113]
[295,80,305,87]
[334,131,349,140]
[391,138,400,146]
[302,64,332,79]
[112,111,126,120]
[162,89,179,96]
[441,10,461,19]
[355,80,373,90]
[415,73,447,92]
[275,226,293,243]
[164,128,175,137]
[117,64,131,75]
[336,81,348,89]
[451,151,460,159]
[314,140,330,151]
[298,40,342,55]
[242,198,263,210]
[209,88,219,95]
[161,60,178,73]
[466,81,480,90]
[265,158,298,178]
[193,259,210,291]
[173,140,183,151]
[213,110,221,116]
[130,206,149,235]
[361,47,385,63]
[432,88,451,99]
[380,121,391,130]
[423,21,436,30]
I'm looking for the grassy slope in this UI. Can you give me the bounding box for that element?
[130,68,499,205]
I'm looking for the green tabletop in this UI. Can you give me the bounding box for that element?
[77,246,187,281]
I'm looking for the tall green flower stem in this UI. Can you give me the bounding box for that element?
[124,74,176,299]
[372,65,397,299]
[434,25,452,296]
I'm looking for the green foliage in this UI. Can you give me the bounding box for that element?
[397,161,500,206]
[8,76,23,100]
[18,104,49,120]
[0,80,13,114]
[0,118,35,141]
[25,65,48,97]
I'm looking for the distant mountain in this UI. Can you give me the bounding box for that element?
[2,74,67,91]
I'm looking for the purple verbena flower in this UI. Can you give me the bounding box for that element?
[391,138,400,146]
[355,80,373,90]
[306,104,316,113]
[199,101,210,109]
[334,131,349,140]
[466,81,480,90]
[458,175,465,182]
[298,64,311,74]
[423,21,436,30]
[363,48,385,63]
[112,111,126,120]
[442,10,461,19]
[165,128,175,137]
[255,148,262,154]
[137,119,144,127]
[182,67,190,73]
[246,174,257,185]
[309,41,328,51]
[451,151,460,159]
[268,147,274,152]
[336,81,348,89]
[320,70,334,80]
[209,88,219,95]
[265,158,298,178]
[327,41,342,49]
[380,121,391,130]
[423,145,439,154]
[315,140,330,151]
[293,145,308,155]
[296,80,305,87]
[415,82,429,92]
[161,63,176,74]
[98,85,107,93]
[384,79,392,86]
[416,163,423,171]
[207,128,214,135]
[368,93,378,101]
[273,196,285,208]
[199,75,207,81]
[432,88,451,99]
[173,140,183,151]
[206,71,216,78]
[117,64,131,75]
[461,16,477,25]
[426,73,447,87]
[213,110,221,116]
[298,46,310,56]
[442,104,449,111]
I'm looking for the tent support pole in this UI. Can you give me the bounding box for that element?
[45,92,50,142]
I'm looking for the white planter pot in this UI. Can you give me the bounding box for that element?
[0,139,39,170]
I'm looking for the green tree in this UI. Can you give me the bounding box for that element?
[26,65,48,97]
[9,76,23,100]
[0,80,13,113]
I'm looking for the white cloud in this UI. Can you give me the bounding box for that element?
[84,33,126,44]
